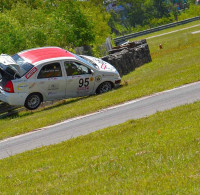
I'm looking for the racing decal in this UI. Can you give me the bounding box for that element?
[77,78,90,91]
[72,75,81,79]
[95,75,102,82]
[101,64,107,70]
[79,78,89,88]
[17,83,28,90]
[90,77,94,82]
[25,67,37,79]
[48,83,59,91]
[77,86,89,91]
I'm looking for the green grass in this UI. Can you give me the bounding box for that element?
[1,101,200,194]
[0,20,199,140]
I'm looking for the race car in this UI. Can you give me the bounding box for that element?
[0,47,121,110]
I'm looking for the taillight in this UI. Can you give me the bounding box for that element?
[3,81,14,93]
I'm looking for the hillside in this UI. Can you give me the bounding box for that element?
[0,20,199,140]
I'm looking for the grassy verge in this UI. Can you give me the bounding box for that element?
[1,101,200,193]
[0,21,199,140]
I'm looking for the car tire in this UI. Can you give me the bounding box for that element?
[96,82,112,94]
[24,93,42,110]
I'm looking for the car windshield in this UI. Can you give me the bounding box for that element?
[12,54,34,77]
[79,55,99,69]
[72,53,98,69]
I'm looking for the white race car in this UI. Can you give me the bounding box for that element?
[0,47,121,110]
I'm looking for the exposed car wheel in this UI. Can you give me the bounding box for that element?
[24,93,42,110]
[96,82,112,94]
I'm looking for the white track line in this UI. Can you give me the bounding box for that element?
[191,30,200,34]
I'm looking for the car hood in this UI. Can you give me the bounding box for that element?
[81,55,118,73]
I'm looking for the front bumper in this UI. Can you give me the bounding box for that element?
[115,79,121,85]
[0,88,28,106]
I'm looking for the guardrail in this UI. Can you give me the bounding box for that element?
[114,16,200,45]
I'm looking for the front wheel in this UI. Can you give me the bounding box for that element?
[96,82,112,94]
[24,93,42,110]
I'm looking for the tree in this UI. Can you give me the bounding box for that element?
[153,0,170,18]
[48,0,95,47]
[79,0,111,56]
[0,0,43,12]
[0,13,26,54]
[1,0,96,53]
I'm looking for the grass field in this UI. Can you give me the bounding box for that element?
[1,101,200,193]
[0,20,199,140]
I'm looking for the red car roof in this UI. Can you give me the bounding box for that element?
[19,47,75,64]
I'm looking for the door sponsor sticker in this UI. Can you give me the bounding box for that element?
[25,67,37,79]
[78,78,89,91]
[48,83,59,91]
[17,83,28,90]
[95,75,102,82]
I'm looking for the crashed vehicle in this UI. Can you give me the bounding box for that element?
[0,47,121,110]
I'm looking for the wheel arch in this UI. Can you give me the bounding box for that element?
[27,92,43,102]
[96,81,114,94]
[24,92,44,110]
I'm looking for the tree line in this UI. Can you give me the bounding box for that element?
[0,0,199,56]
[107,0,199,35]
[0,0,110,55]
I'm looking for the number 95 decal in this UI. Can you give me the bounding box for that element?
[79,78,89,87]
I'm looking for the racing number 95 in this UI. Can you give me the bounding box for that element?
[79,78,89,87]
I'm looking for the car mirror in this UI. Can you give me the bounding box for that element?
[91,69,94,75]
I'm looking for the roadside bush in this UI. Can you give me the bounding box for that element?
[0,14,26,54]
[0,1,97,54]
[178,4,200,20]
[149,15,175,28]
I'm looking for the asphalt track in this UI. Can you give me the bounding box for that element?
[1,81,200,159]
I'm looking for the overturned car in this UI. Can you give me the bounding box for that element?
[0,47,121,110]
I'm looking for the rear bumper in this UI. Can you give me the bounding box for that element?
[0,88,28,106]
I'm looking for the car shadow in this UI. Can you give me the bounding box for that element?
[41,95,93,111]
[3,95,94,119]
[2,85,122,120]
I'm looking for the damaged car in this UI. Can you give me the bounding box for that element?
[0,47,121,110]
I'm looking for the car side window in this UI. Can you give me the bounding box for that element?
[37,62,62,79]
[64,61,91,76]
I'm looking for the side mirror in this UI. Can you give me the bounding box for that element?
[91,69,94,75]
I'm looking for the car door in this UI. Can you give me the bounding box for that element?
[64,60,95,97]
[36,62,66,100]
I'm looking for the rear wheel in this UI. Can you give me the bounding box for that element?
[24,93,42,110]
[96,82,112,94]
